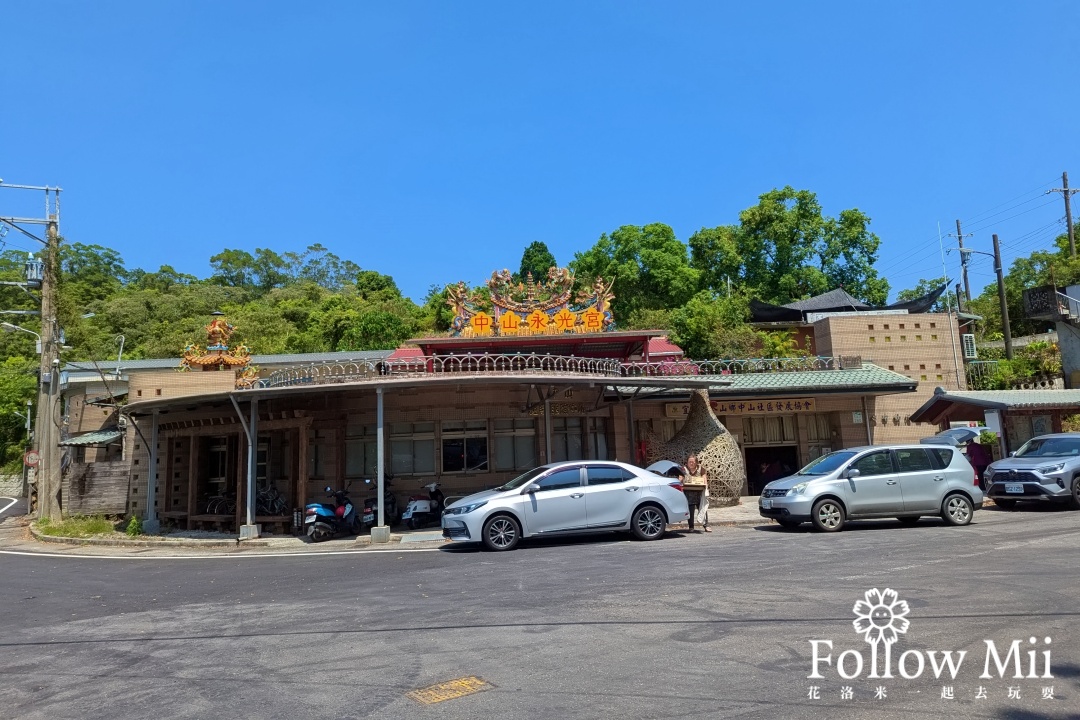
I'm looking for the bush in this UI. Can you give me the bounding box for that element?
[125,515,143,537]
[34,515,118,538]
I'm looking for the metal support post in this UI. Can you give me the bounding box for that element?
[143,410,160,533]
[371,386,390,543]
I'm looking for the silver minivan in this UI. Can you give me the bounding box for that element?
[758,444,983,532]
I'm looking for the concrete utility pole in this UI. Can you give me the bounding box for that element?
[993,234,1013,360]
[1048,172,1078,258]
[954,219,972,303]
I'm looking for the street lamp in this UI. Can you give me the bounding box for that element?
[1,321,41,354]
[960,236,1013,359]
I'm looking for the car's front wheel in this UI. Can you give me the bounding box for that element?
[1068,478,1080,510]
[811,499,845,532]
[942,494,974,526]
[481,514,521,551]
[631,504,667,541]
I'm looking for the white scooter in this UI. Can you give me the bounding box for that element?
[401,482,445,530]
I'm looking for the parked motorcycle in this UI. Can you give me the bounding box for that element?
[304,482,361,542]
[401,481,445,530]
[360,476,399,530]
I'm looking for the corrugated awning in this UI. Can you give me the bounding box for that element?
[60,429,123,446]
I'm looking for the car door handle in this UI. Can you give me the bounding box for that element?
[934,476,945,482]
[625,486,639,492]
[570,493,584,499]
[886,481,898,485]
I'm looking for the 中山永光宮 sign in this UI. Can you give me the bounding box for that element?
[665,398,816,418]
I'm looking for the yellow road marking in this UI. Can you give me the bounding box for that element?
[406,676,493,704]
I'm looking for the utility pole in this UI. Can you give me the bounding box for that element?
[0,181,63,521]
[993,234,1013,360]
[954,219,972,303]
[39,216,61,521]
[1048,171,1078,258]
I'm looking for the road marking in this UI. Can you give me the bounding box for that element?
[407,676,492,704]
[0,497,18,515]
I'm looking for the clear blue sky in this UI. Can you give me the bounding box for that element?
[2,1,1078,304]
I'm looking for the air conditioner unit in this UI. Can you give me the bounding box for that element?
[961,334,977,360]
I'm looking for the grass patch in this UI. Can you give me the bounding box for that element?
[35,515,124,538]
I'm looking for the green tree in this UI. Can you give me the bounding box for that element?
[570,223,699,322]
[517,241,557,283]
[689,187,888,305]
[668,292,758,359]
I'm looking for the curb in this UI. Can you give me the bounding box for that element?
[29,524,261,549]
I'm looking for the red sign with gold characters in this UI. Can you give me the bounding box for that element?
[666,398,817,418]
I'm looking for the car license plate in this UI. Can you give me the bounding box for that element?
[761,498,772,509]
[1004,483,1024,494]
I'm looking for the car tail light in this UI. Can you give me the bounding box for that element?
[669,481,684,492]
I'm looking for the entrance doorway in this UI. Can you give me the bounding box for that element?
[744,446,799,496]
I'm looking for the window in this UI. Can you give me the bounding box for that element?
[937,374,943,380]
[919,364,926,370]
[931,334,938,340]
[493,418,536,471]
[894,448,933,472]
[550,417,584,462]
[915,323,922,329]
[885,336,892,342]
[920,374,928,380]
[345,422,379,478]
[935,363,941,369]
[900,336,907,341]
[536,467,582,491]
[867,324,874,330]
[926,447,953,468]
[586,465,634,485]
[743,416,796,445]
[391,422,436,475]
[904,364,910,370]
[930,322,937,329]
[869,337,876,343]
[884,324,890,330]
[441,420,486,473]
[806,414,831,443]
[899,323,905,329]
[915,335,923,341]
[586,417,609,460]
[852,451,894,477]
[888,365,895,370]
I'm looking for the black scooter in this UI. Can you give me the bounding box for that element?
[360,476,399,530]
[304,482,361,542]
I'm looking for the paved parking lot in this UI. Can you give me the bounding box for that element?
[0,500,1077,719]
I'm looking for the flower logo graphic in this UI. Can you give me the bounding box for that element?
[852,588,911,677]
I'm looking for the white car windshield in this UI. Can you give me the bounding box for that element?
[1014,437,1080,458]
[797,451,858,475]
[495,466,549,491]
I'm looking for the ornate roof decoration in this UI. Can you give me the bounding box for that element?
[179,316,259,387]
[447,267,616,337]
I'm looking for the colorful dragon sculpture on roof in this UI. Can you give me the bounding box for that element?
[447,267,615,336]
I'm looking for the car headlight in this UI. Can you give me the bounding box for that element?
[1037,463,1066,475]
[444,501,487,515]
[789,482,808,495]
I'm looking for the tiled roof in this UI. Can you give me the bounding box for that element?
[611,363,915,396]
[648,336,684,357]
[922,388,1080,410]
[784,288,868,311]
[64,350,394,375]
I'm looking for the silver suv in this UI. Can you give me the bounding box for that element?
[984,433,1080,510]
[758,444,982,532]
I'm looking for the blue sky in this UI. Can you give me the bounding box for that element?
[2,1,1077,304]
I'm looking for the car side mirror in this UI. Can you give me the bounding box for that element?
[844,468,861,479]
[525,484,541,494]
[1008,451,1016,457]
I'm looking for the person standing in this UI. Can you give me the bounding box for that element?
[680,455,711,533]
[966,440,991,491]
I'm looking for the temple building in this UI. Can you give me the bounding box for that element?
[57,274,955,534]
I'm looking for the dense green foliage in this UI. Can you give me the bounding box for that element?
[0,183,1066,471]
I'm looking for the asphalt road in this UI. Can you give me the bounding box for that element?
[0,501,1077,720]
